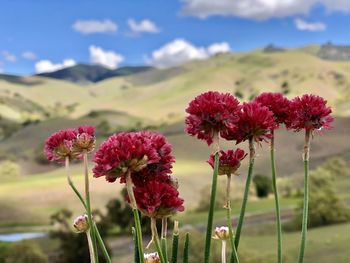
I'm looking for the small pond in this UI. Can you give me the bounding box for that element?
[0,232,46,242]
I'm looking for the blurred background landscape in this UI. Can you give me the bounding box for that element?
[1,1,350,262]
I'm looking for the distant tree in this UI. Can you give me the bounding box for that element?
[4,240,48,263]
[96,120,111,135]
[253,175,272,198]
[234,91,244,99]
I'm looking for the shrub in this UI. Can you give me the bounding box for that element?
[4,240,48,263]
[253,175,272,198]
[0,161,20,180]
[321,157,350,177]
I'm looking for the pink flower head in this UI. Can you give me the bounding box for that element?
[185,91,241,145]
[253,92,291,126]
[226,101,277,144]
[208,149,247,175]
[73,125,96,153]
[286,94,333,132]
[131,180,184,218]
[44,128,78,163]
[93,131,174,183]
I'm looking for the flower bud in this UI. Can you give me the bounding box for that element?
[144,252,160,263]
[213,226,231,240]
[73,214,90,233]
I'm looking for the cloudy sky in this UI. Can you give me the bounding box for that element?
[1,0,350,75]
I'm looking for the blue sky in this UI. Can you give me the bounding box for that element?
[1,0,350,75]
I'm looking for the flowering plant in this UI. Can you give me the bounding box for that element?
[44,91,333,263]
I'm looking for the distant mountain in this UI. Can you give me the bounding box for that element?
[36,64,153,84]
[317,43,350,61]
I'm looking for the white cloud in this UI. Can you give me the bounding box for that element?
[181,0,350,20]
[35,59,77,74]
[207,42,231,55]
[89,45,124,69]
[1,51,16,62]
[128,19,160,33]
[145,39,231,68]
[73,19,118,34]
[22,51,37,60]
[294,18,326,31]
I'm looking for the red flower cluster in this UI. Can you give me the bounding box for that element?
[132,180,184,218]
[286,94,333,131]
[185,91,241,145]
[254,92,290,126]
[44,126,96,163]
[93,131,184,217]
[93,131,174,183]
[227,101,277,143]
[94,130,184,217]
[208,149,247,175]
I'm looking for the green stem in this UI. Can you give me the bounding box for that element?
[65,157,87,210]
[204,134,220,263]
[161,217,168,262]
[234,137,255,250]
[151,218,166,263]
[83,153,98,263]
[270,130,283,263]
[94,223,112,263]
[126,171,145,263]
[183,232,190,263]
[225,175,239,263]
[132,227,140,263]
[298,130,311,263]
[65,158,111,262]
[171,221,179,263]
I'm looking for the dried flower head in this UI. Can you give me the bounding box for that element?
[208,149,247,175]
[185,91,241,145]
[131,180,184,218]
[226,101,277,143]
[253,92,291,126]
[213,226,231,240]
[44,129,78,163]
[73,214,90,233]
[144,252,160,263]
[73,125,96,154]
[93,131,174,183]
[286,94,333,132]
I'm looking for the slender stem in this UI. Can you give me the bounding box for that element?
[221,240,227,263]
[204,152,219,263]
[270,130,283,263]
[132,227,140,263]
[94,223,112,263]
[171,221,179,263]
[151,218,166,263]
[126,171,145,263]
[183,233,190,263]
[204,132,220,263]
[161,217,168,262]
[65,157,87,210]
[83,153,98,263]
[298,130,311,263]
[65,158,111,262]
[225,174,240,263]
[234,137,255,250]
[86,230,94,263]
